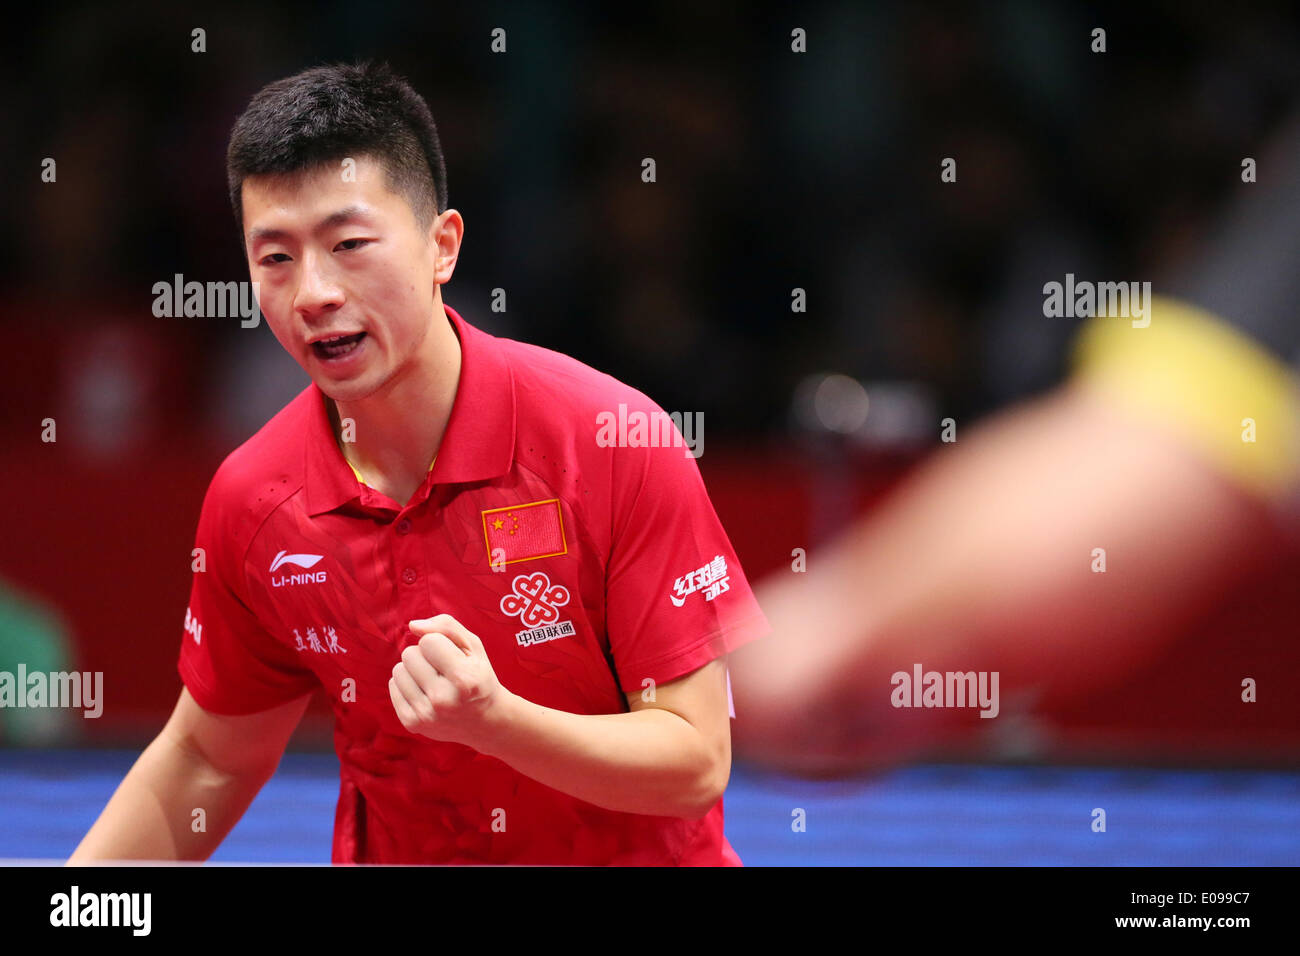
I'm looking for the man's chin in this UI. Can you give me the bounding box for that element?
[313,373,383,405]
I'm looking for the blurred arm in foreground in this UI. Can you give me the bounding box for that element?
[731,116,1300,777]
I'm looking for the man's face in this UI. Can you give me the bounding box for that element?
[241,156,456,403]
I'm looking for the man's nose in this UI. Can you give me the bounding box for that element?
[293,251,345,317]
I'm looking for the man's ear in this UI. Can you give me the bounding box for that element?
[431,209,464,285]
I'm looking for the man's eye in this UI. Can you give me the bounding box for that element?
[260,254,289,266]
[338,239,372,251]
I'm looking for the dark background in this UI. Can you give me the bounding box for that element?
[2,1,1298,754]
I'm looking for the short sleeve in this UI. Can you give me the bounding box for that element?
[604,414,770,698]
[177,467,319,715]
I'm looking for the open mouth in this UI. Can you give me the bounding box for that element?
[312,332,367,360]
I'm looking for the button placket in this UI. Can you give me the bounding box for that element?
[396,520,417,585]
[394,510,426,600]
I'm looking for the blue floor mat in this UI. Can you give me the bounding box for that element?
[2,750,1296,865]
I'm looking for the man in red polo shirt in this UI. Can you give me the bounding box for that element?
[69,61,768,865]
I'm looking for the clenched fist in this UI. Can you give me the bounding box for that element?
[388,613,512,751]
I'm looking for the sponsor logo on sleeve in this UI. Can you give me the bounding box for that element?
[184,606,202,645]
[670,555,730,606]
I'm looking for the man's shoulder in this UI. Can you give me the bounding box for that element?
[202,385,315,536]
[493,332,665,421]
[488,331,705,496]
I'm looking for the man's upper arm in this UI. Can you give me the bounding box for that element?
[625,657,732,796]
[603,400,771,696]
[161,686,312,781]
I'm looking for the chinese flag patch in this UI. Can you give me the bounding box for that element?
[482,499,568,567]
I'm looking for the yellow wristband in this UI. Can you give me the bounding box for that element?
[1070,295,1300,498]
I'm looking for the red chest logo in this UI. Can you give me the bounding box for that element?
[500,572,570,629]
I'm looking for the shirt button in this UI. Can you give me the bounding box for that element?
[402,567,417,585]
[396,518,412,535]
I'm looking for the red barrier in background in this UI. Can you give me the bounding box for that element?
[1,438,1296,763]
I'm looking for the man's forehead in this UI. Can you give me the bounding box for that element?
[243,158,400,236]
[244,155,387,201]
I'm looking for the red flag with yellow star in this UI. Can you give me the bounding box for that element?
[482,499,568,568]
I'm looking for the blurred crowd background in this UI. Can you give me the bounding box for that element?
[2,1,1298,751]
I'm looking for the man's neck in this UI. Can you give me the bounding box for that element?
[328,306,462,506]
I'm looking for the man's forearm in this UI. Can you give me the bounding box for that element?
[478,693,721,819]
[68,731,268,863]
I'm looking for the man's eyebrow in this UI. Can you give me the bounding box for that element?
[247,205,376,245]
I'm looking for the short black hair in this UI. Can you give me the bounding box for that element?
[226,60,448,243]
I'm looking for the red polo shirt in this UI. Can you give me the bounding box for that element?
[178,304,770,865]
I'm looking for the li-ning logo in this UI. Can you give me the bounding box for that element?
[270,550,327,587]
[500,572,576,647]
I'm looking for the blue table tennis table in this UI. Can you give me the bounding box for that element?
[2,749,1296,865]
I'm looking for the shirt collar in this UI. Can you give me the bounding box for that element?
[303,303,516,516]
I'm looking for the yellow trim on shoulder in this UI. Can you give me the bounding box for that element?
[1070,295,1300,498]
